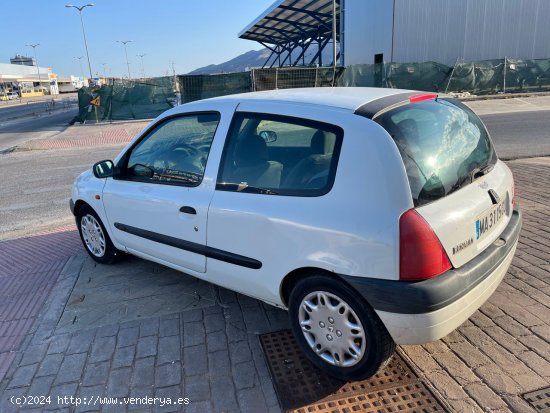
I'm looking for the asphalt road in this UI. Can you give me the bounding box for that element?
[481,110,550,159]
[0,109,77,152]
[0,145,123,239]
[0,107,549,239]
[0,94,77,122]
[0,101,56,122]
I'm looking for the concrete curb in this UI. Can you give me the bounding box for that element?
[74,118,154,126]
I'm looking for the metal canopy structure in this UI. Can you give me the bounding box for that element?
[239,0,340,68]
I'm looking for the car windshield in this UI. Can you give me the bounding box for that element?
[375,98,497,206]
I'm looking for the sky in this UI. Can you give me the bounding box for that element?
[0,0,275,78]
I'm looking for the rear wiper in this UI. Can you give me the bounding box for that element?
[449,164,494,194]
[472,164,494,179]
[449,174,470,194]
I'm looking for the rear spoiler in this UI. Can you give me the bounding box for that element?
[355,92,438,119]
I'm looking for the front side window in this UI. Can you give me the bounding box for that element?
[125,113,220,186]
[375,98,497,206]
[217,113,343,196]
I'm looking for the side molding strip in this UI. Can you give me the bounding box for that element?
[114,222,262,269]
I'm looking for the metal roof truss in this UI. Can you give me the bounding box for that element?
[239,0,340,68]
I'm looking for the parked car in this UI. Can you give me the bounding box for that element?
[70,88,521,380]
[0,92,16,101]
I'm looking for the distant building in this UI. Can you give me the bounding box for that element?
[0,63,57,96]
[57,75,88,93]
[10,55,36,66]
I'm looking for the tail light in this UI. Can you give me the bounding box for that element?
[511,175,516,209]
[399,209,452,281]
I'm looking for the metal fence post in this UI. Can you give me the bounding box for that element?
[503,56,507,94]
[110,82,114,123]
[473,61,476,94]
[314,67,319,87]
[251,69,256,92]
[275,68,279,89]
[445,57,459,93]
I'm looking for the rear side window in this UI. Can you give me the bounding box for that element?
[375,98,496,206]
[217,112,343,196]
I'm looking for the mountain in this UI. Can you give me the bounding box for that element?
[187,46,338,75]
[187,49,272,75]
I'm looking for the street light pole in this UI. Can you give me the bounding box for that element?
[26,43,42,94]
[65,3,94,80]
[102,63,108,79]
[136,53,146,78]
[117,40,132,80]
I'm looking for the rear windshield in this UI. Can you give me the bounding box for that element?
[375,98,496,206]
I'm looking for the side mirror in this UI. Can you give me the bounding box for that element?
[131,163,154,178]
[92,160,114,178]
[259,130,277,143]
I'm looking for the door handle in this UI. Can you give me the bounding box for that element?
[179,206,197,215]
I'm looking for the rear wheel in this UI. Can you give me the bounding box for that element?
[77,204,121,264]
[289,274,395,381]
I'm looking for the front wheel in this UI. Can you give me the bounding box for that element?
[77,204,121,264]
[288,275,395,381]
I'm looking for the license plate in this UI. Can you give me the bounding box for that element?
[475,199,506,241]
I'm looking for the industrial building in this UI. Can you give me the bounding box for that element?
[0,62,57,97]
[0,62,88,97]
[240,0,550,68]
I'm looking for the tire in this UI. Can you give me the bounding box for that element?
[288,274,395,381]
[77,204,121,264]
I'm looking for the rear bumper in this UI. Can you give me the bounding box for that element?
[339,208,522,345]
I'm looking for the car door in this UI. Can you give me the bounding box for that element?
[102,111,223,273]
[206,102,348,305]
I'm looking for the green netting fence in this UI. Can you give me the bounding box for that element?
[180,72,252,103]
[339,58,550,95]
[76,58,550,122]
[73,76,176,123]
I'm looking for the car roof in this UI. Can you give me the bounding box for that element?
[204,87,417,112]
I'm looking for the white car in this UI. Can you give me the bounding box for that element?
[70,88,521,380]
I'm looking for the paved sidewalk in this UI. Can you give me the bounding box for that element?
[18,122,149,151]
[0,253,287,413]
[0,158,548,413]
[466,95,550,115]
[0,226,82,383]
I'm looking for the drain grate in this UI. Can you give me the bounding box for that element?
[260,330,446,413]
[523,386,550,412]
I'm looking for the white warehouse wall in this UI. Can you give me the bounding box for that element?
[392,0,550,65]
[342,0,394,65]
[343,0,550,66]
